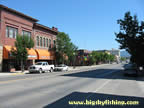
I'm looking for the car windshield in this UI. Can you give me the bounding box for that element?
[35,62,43,65]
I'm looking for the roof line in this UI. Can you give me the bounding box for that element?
[34,23,58,33]
[0,4,38,22]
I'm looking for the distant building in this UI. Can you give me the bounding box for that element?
[109,49,120,57]
[78,49,92,55]
[96,50,110,55]
[96,49,120,63]
[96,49,120,57]
[109,49,120,63]
[76,49,92,66]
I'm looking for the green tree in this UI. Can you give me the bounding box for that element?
[56,32,78,64]
[88,52,97,65]
[88,51,115,65]
[108,54,115,63]
[115,12,144,66]
[120,57,126,62]
[102,52,110,63]
[11,35,34,72]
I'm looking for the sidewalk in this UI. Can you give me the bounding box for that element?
[68,63,110,71]
[0,63,110,76]
[0,72,25,76]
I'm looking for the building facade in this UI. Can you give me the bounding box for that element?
[0,5,58,72]
[96,50,111,55]
[109,49,120,58]
[109,49,120,63]
[76,49,92,66]
[96,49,120,57]
[0,45,3,71]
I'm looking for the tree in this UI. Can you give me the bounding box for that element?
[120,57,126,62]
[56,32,78,64]
[88,52,97,65]
[11,35,34,72]
[115,12,144,66]
[88,51,115,65]
[108,54,115,63]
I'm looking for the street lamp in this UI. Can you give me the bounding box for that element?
[73,52,76,69]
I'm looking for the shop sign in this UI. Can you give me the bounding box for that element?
[28,55,37,58]
[41,56,50,59]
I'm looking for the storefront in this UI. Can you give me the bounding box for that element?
[2,45,55,72]
[2,45,37,72]
[35,49,55,64]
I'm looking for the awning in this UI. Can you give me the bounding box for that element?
[35,49,55,60]
[3,45,15,59]
[3,45,37,60]
[27,48,37,60]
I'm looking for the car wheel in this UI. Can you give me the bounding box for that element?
[50,68,53,72]
[39,68,42,74]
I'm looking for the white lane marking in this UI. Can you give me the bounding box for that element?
[93,70,119,92]
[73,70,120,108]
[94,80,111,92]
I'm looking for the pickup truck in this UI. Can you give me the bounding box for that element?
[29,62,54,73]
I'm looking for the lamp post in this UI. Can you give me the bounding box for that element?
[73,52,76,69]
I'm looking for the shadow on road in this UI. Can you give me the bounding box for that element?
[43,92,144,108]
[61,69,144,81]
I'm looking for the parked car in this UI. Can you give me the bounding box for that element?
[54,64,69,71]
[123,63,137,71]
[29,62,54,73]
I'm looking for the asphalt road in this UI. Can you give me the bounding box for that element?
[0,64,144,108]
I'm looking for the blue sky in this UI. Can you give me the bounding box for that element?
[1,0,144,51]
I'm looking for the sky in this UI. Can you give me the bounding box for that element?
[1,0,144,51]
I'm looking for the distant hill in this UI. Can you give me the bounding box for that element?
[120,51,131,57]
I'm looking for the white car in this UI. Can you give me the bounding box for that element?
[29,62,54,73]
[54,64,69,71]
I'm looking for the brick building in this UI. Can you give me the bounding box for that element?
[0,5,58,72]
[76,49,92,66]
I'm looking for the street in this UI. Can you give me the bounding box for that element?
[0,64,144,108]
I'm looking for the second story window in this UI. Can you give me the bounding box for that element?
[49,39,51,49]
[43,38,45,47]
[46,38,48,47]
[40,37,42,47]
[22,30,31,38]
[37,36,39,46]
[6,26,18,38]
[53,40,56,48]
